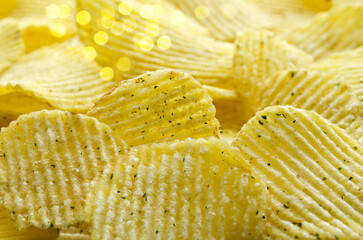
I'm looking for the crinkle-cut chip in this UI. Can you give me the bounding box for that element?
[203,85,237,101]
[77,0,234,87]
[311,46,363,102]
[232,106,363,240]
[283,4,363,59]
[255,70,363,143]
[0,110,124,229]
[88,70,220,147]
[0,42,115,120]
[0,207,58,239]
[233,30,313,111]
[170,0,330,41]
[1,0,76,52]
[86,138,270,240]
[57,227,90,240]
[0,18,24,74]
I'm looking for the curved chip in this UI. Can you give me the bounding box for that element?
[256,70,363,143]
[0,42,115,127]
[233,30,313,112]
[170,0,330,41]
[283,4,363,59]
[0,18,24,74]
[88,70,220,147]
[232,106,363,239]
[0,208,58,240]
[86,138,270,240]
[0,110,124,229]
[77,0,234,87]
[2,0,76,52]
[311,46,363,102]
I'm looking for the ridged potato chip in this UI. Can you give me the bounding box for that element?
[256,70,363,143]
[86,138,270,240]
[311,46,363,102]
[77,0,234,87]
[0,208,58,240]
[88,70,220,147]
[232,105,363,240]
[283,4,363,59]
[170,0,330,41]
[57,227,90,240]
[0,18,24,74]
[0,42,115,127]
[1,0,76,52]
[234,30,313,112]
[0,110,124,229]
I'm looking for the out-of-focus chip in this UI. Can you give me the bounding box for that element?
[86,138,270,240]
[203,86,253,143]
[0,18,24,74]
[233,30,313,112]
[0,42,115,127]
[255,70,363,143]
[88,70,220,147]
[232,105,363,239]
[0,207,58,240]
[311,46,363,102]
[283,4,363,59]
[77,0,234,87]
[170,0,330,41]
[1,0,76,52]
[332,1,363,5]
[0,110,124,229]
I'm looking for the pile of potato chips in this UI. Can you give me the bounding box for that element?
[0,0,362,239]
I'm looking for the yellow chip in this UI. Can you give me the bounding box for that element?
[0,110,124,229]
[332,1,363,5]
[57,227,90,240]
[170,0,331,41]
[77,0,234,87]
[88,70,220,147]
[256,70,363,143]
[0,42,115,127]
[283,4,363,59]
[311,46,363,102]
[2,0,76,52]
[0,207,58,240]
[233,30,313,112]
[232,105,363,239]
[86,138,270,240]
[0,18,24,74]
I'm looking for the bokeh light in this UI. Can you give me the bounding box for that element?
[117,57,131,71]
[118,1,133,15]
[100,67,114,81]
[140,4,154,19]
[101,15,115,29]
[82,46,97,60]
[111,21,124,36]
[145,22,160,38]
[46,4,60,19]
[94,31,109,45]
[123,18,137,32]
[171,10,185,25]
[59,4,70,19]
[195,5,209,20]
[77,10,91,25]
[139,37,154,52]
[50,23,66,38]
[157,35,171,50]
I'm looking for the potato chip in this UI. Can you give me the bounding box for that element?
[57,227,90,240]
[283,4,363,59]
[88,70,220,147]
[0,18,24,74]
[255,70,363,143]
[86,138,270,240]
[1,0,76,52]
[0,42,115,127]
[77,0,234,87]
[0,208,58,240]
[0,110,124,229]
[332,1,363,5]
[311,46,363,102]
[232,105,363,239]
[170,0,330,41]
[234,30,313,112]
